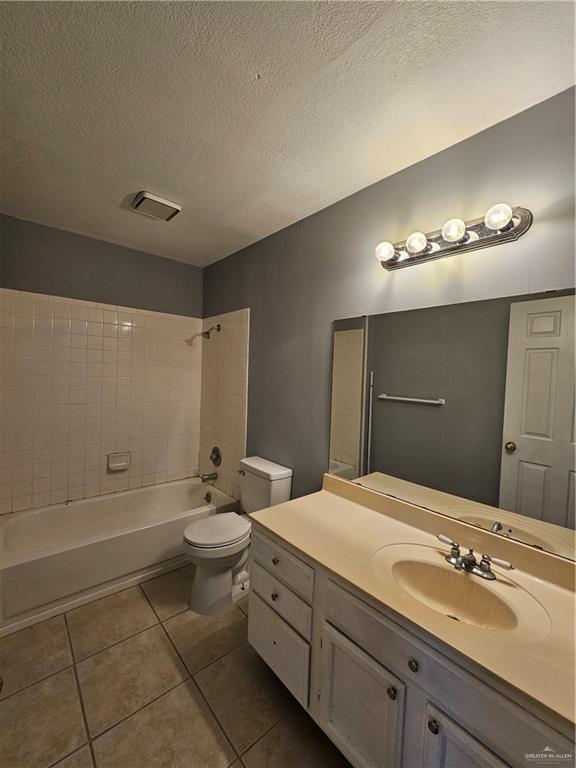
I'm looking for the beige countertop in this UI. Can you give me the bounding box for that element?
[250,475,576,725]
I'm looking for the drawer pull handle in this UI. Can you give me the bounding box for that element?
[271,592,279,602]
[386,686,397,701]
[427,719,439,735]
[408,657,419,673]
[272,557,280,566]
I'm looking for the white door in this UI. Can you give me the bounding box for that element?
[421,705,511,768]
[499,296,575,528]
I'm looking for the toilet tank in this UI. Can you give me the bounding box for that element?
[240,456,293,513]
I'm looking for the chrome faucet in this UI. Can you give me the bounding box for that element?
[437,535,513,580]
[490,521,504,533]
[201,472,218,483]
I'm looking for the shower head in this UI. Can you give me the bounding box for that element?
[201,324,221,339]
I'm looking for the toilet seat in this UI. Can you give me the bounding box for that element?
[184,512,251,549]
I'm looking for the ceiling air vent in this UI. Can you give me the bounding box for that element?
[131,191,181,221]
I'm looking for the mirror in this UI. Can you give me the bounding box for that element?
[328,318,367,481]
[328,290,576,561]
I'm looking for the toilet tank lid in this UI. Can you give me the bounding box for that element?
[240,456,293,480]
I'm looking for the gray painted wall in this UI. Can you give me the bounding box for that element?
[368,291,573,507]
[204,88,575,499]
[0,214,203,316]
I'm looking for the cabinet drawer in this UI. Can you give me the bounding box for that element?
[252,530,314,602]
[325,580,573,768]
[248,592,310,707]
[252,560,312,640]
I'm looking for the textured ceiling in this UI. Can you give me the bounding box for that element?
[1,1,574,267]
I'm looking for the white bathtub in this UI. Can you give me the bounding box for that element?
[0,478,237,634]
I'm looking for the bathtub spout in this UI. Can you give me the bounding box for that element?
[201,472,218,483]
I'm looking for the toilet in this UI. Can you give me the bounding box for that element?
[183,456,292,615]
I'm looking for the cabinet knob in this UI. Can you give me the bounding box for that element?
[408,657,419,673]
[272,557,279,566]
[427,719,440,735]
[271,592,279,602]
[386,686,397,701]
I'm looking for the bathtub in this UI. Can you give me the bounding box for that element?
[0,478,237,634]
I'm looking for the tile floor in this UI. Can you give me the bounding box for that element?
[0,565,352,768]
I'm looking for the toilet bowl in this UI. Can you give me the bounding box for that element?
[183,512,251,616]
[183,456,293,615]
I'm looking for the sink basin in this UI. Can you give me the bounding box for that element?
[372,544,550,638]
[450,509,574,559]
[391,559,517,630]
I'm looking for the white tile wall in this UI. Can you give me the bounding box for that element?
[0,288,203,514]
[198,309,249,500]
[329,328,364,473]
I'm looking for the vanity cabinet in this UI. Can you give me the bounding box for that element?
[248,530,574,768]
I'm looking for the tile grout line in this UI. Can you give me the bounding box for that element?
[72,616,160,665]
[138,586,239,757]
[63,612,98,768]
[184,632,287,759]
[136,582,163,623]
[147,589,285,760]
[0,661,74,705]
[139,583,248,678]
[88,678,194,745]
[237,710,290,759]
[2,578,253,765]
[186,631,248,678]
[46,746,89,768]
[65,601,196,760]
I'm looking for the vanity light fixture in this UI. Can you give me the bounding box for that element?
[375,203,532,270]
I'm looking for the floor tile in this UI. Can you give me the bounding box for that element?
[0,615,72,699]
[0,668,87,768]
[242,707,352,768]
[76,625,187,737]
[141,566,195,621]
[163,606,247,674]
[195,643,293,753]
[92,680,234,768]
[237,596,249,617]
[54,745,94,768]
[66,587,158,660]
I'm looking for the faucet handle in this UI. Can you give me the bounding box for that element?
[437,535,461,560]
[481,554,513,571]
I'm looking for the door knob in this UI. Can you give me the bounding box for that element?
[504,441,517,454]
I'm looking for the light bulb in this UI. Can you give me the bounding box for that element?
[406,231,428,254]
[484,203,513,231]
[441,218,467,243]
[375,241,396,262]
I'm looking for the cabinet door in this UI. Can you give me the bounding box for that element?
[319,623,405,768]
[422,704,511,768]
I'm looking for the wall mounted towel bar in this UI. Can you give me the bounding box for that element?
[378,394,446,406]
